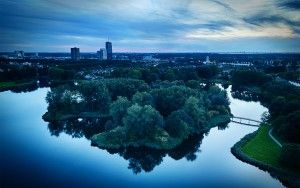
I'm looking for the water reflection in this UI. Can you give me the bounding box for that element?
[231,86,260,102]
[117,134,205,174]
[8,82,39,93]
[1,86,284,188]
[42,83,262,174]
[7,82,264,175]
[96,132,205,174]
[46,117,207,174]
[48,118,105,139]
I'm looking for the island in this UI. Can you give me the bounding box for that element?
[43,78,231,150]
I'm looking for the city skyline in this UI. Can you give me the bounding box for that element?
[0,0,300,52]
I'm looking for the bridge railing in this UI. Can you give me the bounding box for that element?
[230,116,262,127]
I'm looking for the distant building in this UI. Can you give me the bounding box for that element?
[220,61,252,67]
[143,55,159,62]
[203,56,212,64]
[105,41,112,60]
[71,47,80,61]
[14,50,24,59]
[97,48,107,60]
[206,56,210,63]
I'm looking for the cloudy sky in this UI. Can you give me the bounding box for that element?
[0,0,300,52]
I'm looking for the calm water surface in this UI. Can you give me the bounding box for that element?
[0,86,284,188]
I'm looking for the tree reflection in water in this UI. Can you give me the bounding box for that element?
[47,118,106,139]
[231,86,260,102]
[45,118,214,174]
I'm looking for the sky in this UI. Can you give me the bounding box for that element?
[0,0,300,52]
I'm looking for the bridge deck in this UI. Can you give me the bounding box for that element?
[231,116,262,123]
[230,116,262,127]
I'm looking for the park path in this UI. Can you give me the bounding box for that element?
[231,117,283,148]
[268,128,282,148]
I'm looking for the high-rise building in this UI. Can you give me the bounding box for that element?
[105,41,112,60]
[97,48,107,60]
[71,47,80,61]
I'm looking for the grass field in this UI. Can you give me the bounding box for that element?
[0,81,18,88]
[242,124,281,168]
[0,81,35,90]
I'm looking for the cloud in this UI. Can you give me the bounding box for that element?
[279,0,300,10]
[243,14,300,36]
[185,24,295,40]
[0,0,300,52]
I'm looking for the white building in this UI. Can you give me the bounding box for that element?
[203,56,214,65]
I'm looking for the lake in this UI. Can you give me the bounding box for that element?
[0,86,284,188]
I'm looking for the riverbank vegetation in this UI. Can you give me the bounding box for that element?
[242,124,300,173]
[241,124,281,167]
[232,125,300,188]
[231,70,300,187]
[231,70,300,144]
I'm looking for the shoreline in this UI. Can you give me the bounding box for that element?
[91,114,230,151]
[231,128,300,188]
[0,80,38,92]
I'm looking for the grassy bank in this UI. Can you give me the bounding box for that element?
[241,124,281,167]
[231,124,300,188]
[0,81,18,88]
[0,81,36,91]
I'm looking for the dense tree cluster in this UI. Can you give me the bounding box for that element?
[231,70,300,143]
[197,65,219,80]
[48,67,75,80]
[110,66,218,84]
[0,65,37,81]
[44,78,231,150]
[273,111,300,143]
[231,70,271,88]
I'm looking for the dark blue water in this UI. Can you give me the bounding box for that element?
[0,87,284,188]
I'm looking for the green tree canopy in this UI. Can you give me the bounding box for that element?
[77,81,111,112]
[109,96,131,126]
[183,97,206,131]
[132,91,154,107]
[123,104,164,139]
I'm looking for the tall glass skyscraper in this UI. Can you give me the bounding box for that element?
[105,41,112,60]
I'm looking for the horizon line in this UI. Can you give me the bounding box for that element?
[1,51,300,54]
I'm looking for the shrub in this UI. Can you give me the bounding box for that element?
[274,110,300,143]
[280,144,300,168]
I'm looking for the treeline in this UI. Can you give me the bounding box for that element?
[0,59,134,83]
[109,65,220,83]
[1,59,222,83]
[0,66,77,82]
[0,65,39,81]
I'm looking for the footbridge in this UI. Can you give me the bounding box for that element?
[230,116,262,127]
